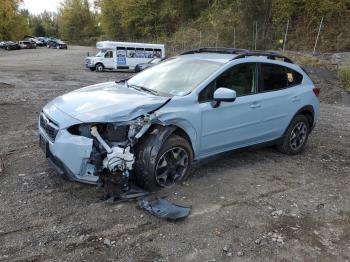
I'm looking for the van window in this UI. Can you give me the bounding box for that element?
[127,47,135,58]
[145,48,154,58]
[135,48,145,58]
[154,49,162,58]
[104,51,113,58]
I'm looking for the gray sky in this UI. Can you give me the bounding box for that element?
[21,0,62,15]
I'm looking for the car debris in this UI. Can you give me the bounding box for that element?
[138,197,191,220]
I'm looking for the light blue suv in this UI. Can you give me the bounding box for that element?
[39,48,320,191]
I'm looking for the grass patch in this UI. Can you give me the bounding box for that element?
[338,66,350,91]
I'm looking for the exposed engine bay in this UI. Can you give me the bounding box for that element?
[74,114,158,201]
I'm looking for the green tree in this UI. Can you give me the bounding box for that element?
[0,0,30,40]
[58,0,100,42]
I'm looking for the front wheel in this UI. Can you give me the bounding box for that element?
[277,115,310,155]
[135,134,193,191]
[95,63,104,72]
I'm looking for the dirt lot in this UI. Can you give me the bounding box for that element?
[0,46,349,262]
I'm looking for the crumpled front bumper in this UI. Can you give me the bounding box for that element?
[39,111,99,184]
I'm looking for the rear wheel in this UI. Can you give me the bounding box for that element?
[95,63,104,72]
[135,134,193,191]
[277,115,310,155]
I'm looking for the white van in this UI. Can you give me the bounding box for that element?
[85,41,165,72]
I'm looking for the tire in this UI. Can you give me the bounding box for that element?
[134,66,140,73]
[89,67,95,71]
[134,134,193,191]
[95,63,104,72]
[277,115,310,155]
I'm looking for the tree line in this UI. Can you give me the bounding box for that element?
[1,0,349,51]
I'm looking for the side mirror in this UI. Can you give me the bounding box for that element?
[211,87,237,108]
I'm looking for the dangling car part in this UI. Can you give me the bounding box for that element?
[138,198,191,220]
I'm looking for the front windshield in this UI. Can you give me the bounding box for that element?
[96,51,106,57]
[127,58,222,96]
[150,58,161,64]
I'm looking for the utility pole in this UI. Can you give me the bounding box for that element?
[283,19,289,52]
[252,22,255,50]
[233,27,236,48]
[182,29,185,51]
[313,16,324,55]
[254,21,258,50]
[199,31,202,47]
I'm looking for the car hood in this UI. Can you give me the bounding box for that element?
[44,82,169,123]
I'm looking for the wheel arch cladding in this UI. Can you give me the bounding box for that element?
[134,124,193,188]
[296,105,315,128]
[281,105,315,139]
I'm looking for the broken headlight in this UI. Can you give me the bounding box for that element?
[68,123,129,143]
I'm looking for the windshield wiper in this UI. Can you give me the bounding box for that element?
[115,77,131,84]
[128,84,159,96]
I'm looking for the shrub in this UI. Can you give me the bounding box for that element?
[338,66,350,91]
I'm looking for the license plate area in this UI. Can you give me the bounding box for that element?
[39,135,49,158]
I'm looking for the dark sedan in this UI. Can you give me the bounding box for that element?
[47,39,68,49]
[0,41,21,50]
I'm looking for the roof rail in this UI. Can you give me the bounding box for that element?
[180,47,249,55]
[232,51,294,63]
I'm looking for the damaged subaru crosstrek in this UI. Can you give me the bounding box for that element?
[39,48,320,192]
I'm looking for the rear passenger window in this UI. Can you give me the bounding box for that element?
[260,64,303,92]
[286,68,303,86]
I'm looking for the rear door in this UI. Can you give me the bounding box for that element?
[256,63,304,139]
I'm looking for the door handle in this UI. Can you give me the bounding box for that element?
[292,96,301,102]
[250,102,261,109]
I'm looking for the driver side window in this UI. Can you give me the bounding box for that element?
[104,51,113,58]
[199,63,257,102]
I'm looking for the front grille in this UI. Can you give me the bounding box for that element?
[40,113,59,141]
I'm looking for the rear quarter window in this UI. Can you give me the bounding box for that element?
[259,63,303,92]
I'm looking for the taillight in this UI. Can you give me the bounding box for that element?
[313,87,320,97]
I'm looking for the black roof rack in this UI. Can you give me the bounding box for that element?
[232,51,294,63]
[180,47,249,55]
[180,47,294,64]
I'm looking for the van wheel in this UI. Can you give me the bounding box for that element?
[95,63,104,72]
[135,133,193,191]
[277,115,310,155]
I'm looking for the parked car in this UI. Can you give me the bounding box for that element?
[47,39,67,49]
[18,40,36,49]
[134,57,166,72]
[1,41,21,50]
[39,48,320,191]
[23,35,44,47]
[37,37,50,45]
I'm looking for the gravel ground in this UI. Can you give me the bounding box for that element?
[0,46,349,262]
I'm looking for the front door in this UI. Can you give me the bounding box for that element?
[198,62,265,156]
[103,50,114,69]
